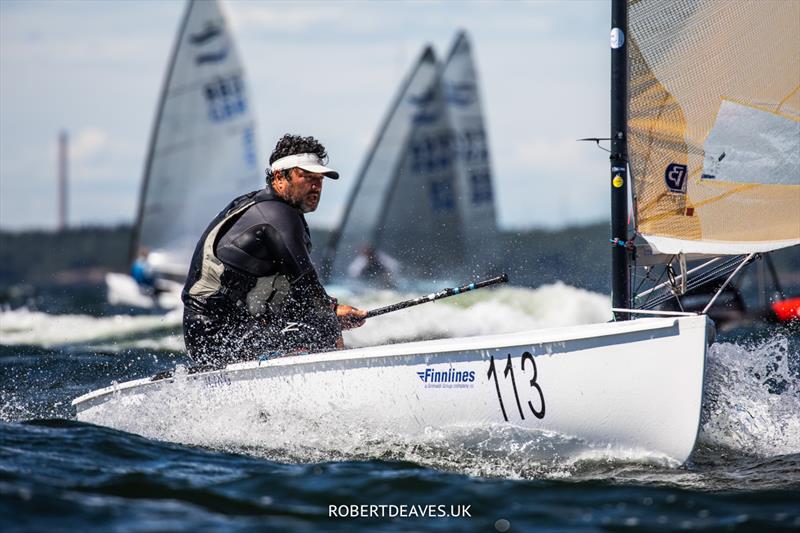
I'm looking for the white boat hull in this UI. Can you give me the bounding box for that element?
[105,272,182,310]
[73,315,710,463]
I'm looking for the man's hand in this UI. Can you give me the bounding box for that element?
[335,304,367,330]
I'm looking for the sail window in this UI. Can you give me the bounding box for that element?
[430,178,456,211]
[470,170,493,205]
[702,100,799,186]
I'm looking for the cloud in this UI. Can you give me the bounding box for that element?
[230,1,555,42]
[0,1,177,67]
[71,128,109,160]
[230,3,353,34]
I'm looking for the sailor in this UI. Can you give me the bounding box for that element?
[131,247,156,294]
[181,134,366,367]
[347,244,400,288]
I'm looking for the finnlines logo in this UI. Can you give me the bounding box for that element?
[417,367,475,388]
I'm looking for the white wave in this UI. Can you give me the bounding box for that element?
[0,283,610,350]
[700,334,800,457]
[342,282,612,347]
[0,307,182,347]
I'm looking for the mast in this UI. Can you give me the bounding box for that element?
[58,130,68,232]
[610,0,631,319]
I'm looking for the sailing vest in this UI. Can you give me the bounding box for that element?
[183,189,270,315]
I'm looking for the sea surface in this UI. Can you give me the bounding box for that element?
[1,283,799,532]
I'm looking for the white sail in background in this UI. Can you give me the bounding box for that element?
[376,59,466,277]
[132,0,260,277]
[441,31,498,264]
[325,46,449,282]
[325,32,499,284]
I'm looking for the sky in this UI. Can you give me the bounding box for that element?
[0,0,610,232]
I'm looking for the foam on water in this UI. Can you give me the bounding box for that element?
[0,307,182,349]
[699,333,800,457]
[341,282,612,347]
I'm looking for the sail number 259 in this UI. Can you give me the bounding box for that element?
[487,352,545,422]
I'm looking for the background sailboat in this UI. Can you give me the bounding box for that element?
[322,32,499,287]
[107,0,260,309]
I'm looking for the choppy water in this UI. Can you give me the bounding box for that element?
[1,283,799,531]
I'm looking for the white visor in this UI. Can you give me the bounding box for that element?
[270,153,339,179]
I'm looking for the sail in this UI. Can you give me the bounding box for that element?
[325,33,501,284]
[376,56,466,276]
[132,0,260,276]
[441,31,499,265]
[627,0,800,255]
[325,47,463,281]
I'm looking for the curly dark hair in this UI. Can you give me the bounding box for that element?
[265,134,329,186]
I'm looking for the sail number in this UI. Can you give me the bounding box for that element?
[487,352,545,422]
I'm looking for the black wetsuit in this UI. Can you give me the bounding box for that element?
[181,188,340,367]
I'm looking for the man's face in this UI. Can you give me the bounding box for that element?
[275,168,325,213]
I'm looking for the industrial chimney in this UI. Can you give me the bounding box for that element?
[58,130,68,231]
